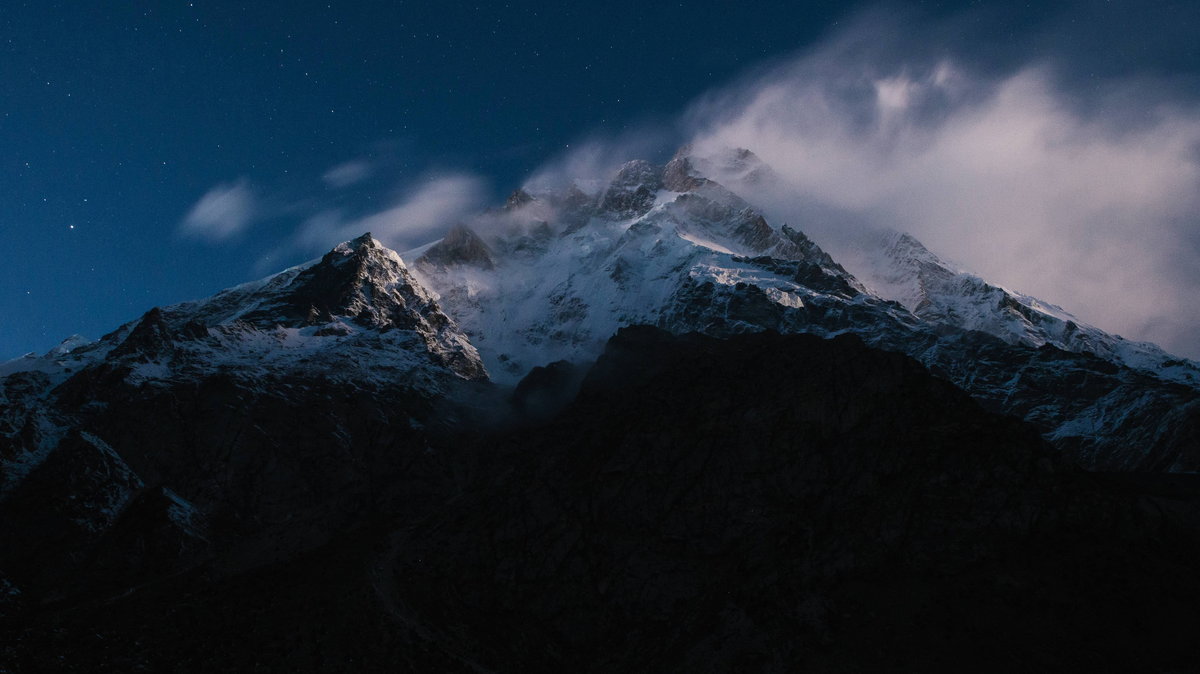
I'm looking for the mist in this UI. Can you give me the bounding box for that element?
[680,9,1200,359]
[291,173,490,254]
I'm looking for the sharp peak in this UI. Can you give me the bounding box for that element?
[328,232,409,260]
[418,223,495,270]
[438,223,492,249]
[338,232,382,252]
[662,145,767,193]
[323,233,411,273]
[881,229,935,255]
[505,189,536,210]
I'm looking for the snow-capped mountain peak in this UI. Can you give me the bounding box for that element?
[2,233,487,394]
[4,148,1199,476]
[398,148,1200,469]
[406,155,888,382]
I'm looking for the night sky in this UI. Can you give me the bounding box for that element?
[3,1,1199,360]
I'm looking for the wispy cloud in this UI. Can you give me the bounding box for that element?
[681,9,1200,358]
[523,124,675,194]
[322,159,372,189]
[290,173,489,254]
[178,179,258,242]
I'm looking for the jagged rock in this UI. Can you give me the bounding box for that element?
[257,232,445,333]
[679,145,780,186]
[662,155,709,192]
[110,307,176,361]
[598,160,663,218]
[417,224,495,270]
[779,224,842,269]
[504,188,535,210]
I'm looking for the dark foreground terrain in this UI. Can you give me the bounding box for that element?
[3,327,1200,672]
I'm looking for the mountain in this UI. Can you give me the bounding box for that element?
[0,234,484,605]
[408,147,1200,471]
[4,327,1200,671]
[3,147,1200,670]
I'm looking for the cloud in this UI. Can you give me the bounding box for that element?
[681,8,1200,358]
[290,173,489,254]
[523,123,676,195]
[322,159,372,188]
[179,180,258,241]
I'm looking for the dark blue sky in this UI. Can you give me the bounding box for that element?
[3,1,1198,359]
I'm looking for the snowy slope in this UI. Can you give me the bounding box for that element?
[411,160,883,382]
[836,229,1200,387]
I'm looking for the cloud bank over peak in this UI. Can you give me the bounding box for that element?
[681,9,1200,358]
[184,5,1200,360]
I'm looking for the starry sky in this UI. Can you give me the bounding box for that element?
[3,1,1200,360]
